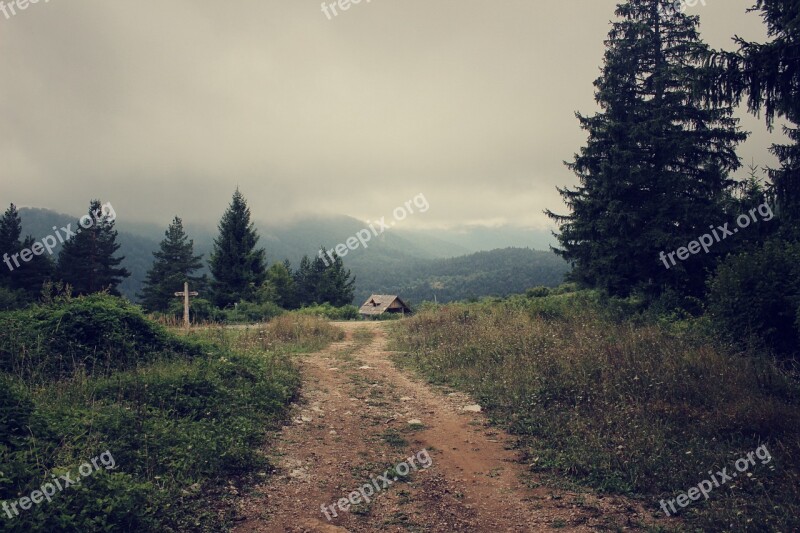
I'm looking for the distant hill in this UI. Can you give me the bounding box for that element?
[16,208,569,304]
[348,247,570,306]
[18,207,167,299]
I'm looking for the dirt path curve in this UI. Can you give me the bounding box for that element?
[232,322,653,532]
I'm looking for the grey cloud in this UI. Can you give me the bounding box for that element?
[0,0,785,230]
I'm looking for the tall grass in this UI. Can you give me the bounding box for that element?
[186,314,344,352]
[392,294,800,531]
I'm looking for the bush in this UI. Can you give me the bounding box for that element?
[165,297,227,324]
[0,294,196,382]
[0,375,34,449]
[707,239,800,358]
[0,286,24,311]
[292,303,359,320]
[525,286,551,298]
[225,301,284,323]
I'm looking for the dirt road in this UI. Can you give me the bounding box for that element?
[232,322,654,532]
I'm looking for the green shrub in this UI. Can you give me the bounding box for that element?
[707,239,800,358]
[525,286,551,298]
[292,303,359,320]
[0,294,198,382]
[1,470,157,533]
[0,287,24,311]
[0,375,34,449]
[224,301,284,323]
[166,297,226,324]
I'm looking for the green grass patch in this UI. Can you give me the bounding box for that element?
[0,295,338,532]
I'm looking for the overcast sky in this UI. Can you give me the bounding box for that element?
[0,0,783,231]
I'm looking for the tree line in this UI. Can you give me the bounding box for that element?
[0,190,355,313]
[0,200,129,307]
[547,0,800,357]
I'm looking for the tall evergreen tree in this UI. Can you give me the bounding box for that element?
[292,250,355,307]
[56,200,130,295]
[0,204,54,298]
[706,0,800,232]
[140,216,205,312]
[0,204,23,289]
[209,190,267,307]
[258,261,296,309]
[700,2,800,357]
[14,236,54,298]
[292,255,314,306]
[315,250,355,307]
[546,0,746,297]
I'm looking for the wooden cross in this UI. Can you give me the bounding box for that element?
[174,282,199,328]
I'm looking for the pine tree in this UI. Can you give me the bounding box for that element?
[14,236,54,298]
[292,255,314,307]
[0,204,54,298]
[258,261,296,309]
[546,0,746,297]
[706,0,800,232]
[316,249,355,307]
[292,250,355,307]
[209,190,267,307]
[140,216,205,312]
[0,204,23,289]
[56,200,130,295]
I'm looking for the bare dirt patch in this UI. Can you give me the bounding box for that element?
[232,322,658,532]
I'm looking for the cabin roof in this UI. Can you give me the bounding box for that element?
[358,294,411,315]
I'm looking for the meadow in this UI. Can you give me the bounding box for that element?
[390,289,800,531]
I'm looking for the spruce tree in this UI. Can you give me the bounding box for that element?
[0,204,23,288]
[706,0,800,232]
[259,261,296,309]
[56,200,130,295]
[546,0,746,297]
[209,190,266,307]
[292,255,314,307]
[14,236,54,298]
[140,216,205,312]
[702,1,800,356]
[292,250,355,307]
[316,249,355,307]
[0,204,54,298]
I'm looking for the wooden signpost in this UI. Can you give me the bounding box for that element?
[174,282,199,328]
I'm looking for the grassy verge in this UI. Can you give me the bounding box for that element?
[0,295,341,532]
[390,292,800,532]
[153,301,360,326]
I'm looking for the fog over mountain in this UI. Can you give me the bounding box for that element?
[18,207,565,303]
[0,0,782,235]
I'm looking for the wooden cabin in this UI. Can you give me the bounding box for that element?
[358,294,411,318]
